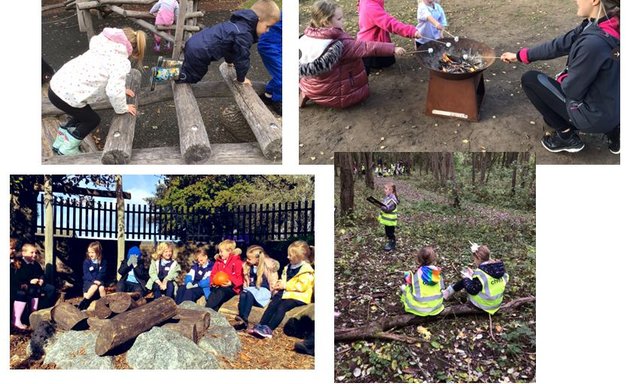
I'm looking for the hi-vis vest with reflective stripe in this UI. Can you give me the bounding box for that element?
[401,270,444,317]
[468,269,509,315]
[377,196,398,226]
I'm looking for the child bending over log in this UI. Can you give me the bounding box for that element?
[48,27,146,156]
[150,0,280,86]
[442,242,509,315]
[250,241,314,339]
[205,240,244,311]
[146,242,181,300]
[78,241,108,310]
[233,245,280,331]
[175,246,213,304]
[400,245,445,317]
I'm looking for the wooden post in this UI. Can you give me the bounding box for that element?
[101,69,141,164]
[115,175,125,280]
[172,0,187,59]
[172,82,212,163]
[162,321,198,343]
[51,302,88,330]
[94,296,178,356]
[174,308,210,330]
[76,0,95,41]
[43,176,54,283]
[219,63,282,160]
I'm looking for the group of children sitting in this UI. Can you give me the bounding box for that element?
[47,0,282,156]
[400,242,509,317]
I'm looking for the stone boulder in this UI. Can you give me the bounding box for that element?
[43,330,114,369]
[126,327,219,369]
[198,324,241,361]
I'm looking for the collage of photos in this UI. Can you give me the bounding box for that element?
[2,0,625,382]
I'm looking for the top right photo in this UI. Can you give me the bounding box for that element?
[298,0,620,165]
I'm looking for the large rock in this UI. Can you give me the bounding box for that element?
[126,327,219,369]
[178,301,230,327]
[29,307,53,331]
[43,330,114,369]
[198,325,241,361]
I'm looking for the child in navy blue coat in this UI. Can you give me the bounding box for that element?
[151,0,280,86]
[116,246,149,295]
[176,247,214,304]
[78,241,108,310]
[257,13,282,115]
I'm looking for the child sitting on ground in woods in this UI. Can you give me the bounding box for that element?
[442,242,509,315]
[205,240,244,311]
[146,242,181,300]
[250,241,314,339]
[400,245,444,316]
[233,245,280,331]
[150,0,280,86]
[299,0,406,109]
[48,27,145,156]
[11,244,45,329]
[149,0,179,52]
[415,0,447,50]
[378,181,399,251]
[176,247,213,304]
[116,246,148,295]
[78,241,108,310]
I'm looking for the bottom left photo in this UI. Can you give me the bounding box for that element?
[9,174,315,370]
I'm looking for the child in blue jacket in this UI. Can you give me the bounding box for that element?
[151,0,280,86]
[175,247,214,304]
[257,13,282,115]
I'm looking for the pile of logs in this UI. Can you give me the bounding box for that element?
[50,294,212,356]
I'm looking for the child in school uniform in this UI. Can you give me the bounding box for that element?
[146,242,181,300]
[78,241,108,310]
[205,240,244,311]
[250,241,314,339]
[233,245,280,331]
[150,0,280,86]
[415,0,448,49]
[176,247,213,304]
[442,243,509,314]
[11,244,45,329]
[116,246,148,295]
[379,181,399,251]
[400,245,444,316]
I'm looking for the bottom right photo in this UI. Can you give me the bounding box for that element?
[333,152,535,383]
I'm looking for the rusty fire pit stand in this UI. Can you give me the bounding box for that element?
[425,71,486,121]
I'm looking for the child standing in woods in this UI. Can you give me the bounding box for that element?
[251,241,314,339]
[48,27,146,156]
[205,240,244,311]
[176,247,213,304]
[149,0,179,52]
[400,246,444,316]
[415,0,448,49]
[12,244,45,329]
[442,243,509,314]
[146,242,181,299]
[78,241,107,310]
[234,245,280,331]
[379,181,399,251]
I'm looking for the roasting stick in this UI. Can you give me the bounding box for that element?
[422,36,453,47]
[407,48,435,54]
[462,53,503,60]
[443,29,460,42]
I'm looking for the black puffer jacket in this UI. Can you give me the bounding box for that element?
[461,260,506,295]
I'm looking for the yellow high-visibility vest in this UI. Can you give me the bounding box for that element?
[401,270,444,317]
[468,269,509,315]
[377,196,398,226]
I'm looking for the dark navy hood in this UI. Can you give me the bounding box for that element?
[231,9,259,44]
[479,260,506,279]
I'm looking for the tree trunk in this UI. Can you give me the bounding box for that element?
[93,297,113,319]
[334,296,535,342]
[363,152,374,190]
[87,317,111,331]
[174,308,211,330]
[94,296,177,356]
[107,292,142,313]
[336,152,355,216]
[51,302,88,330]
[162,321,199,343]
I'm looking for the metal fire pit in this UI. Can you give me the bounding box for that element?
[417,38,495,121]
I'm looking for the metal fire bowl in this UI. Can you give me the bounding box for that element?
[418,37,496,80]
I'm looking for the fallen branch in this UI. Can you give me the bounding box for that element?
[334,296,535,342]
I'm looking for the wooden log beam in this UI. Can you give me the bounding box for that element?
[95,296,177,356]
[334,296,536,342]
[43,2,70,12]
[42,81,267,116]
[172,82,212,164]
[107,292,142,313]
[162,321,198,343]
[172,0,187,58]
[101,68,141,164]
[157,25,200,32]
[174,308,210,330]
[219,62,282,161]
[77,0,155,9]
[42,143,275,165]
[88,317,111,331]
[93,297,113,319]
[107,5,174,43]
[51,302,88,330]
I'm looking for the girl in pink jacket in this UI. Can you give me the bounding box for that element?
[357,0,421,74]
[149,0,179,52]
[299,0,406,109]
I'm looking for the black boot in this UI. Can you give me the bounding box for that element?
[233,315,248,331]
[77,298,90,310]
[384,240,396,252]
[294,332,314,356]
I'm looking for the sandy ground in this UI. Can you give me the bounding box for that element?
[42,0,274,153]
[298,0,619,165]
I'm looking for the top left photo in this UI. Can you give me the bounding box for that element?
[41,0,283,165]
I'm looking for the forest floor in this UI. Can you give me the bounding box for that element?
[298,0,619,165]
[334,175,536,382]
[41,0,278,157]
